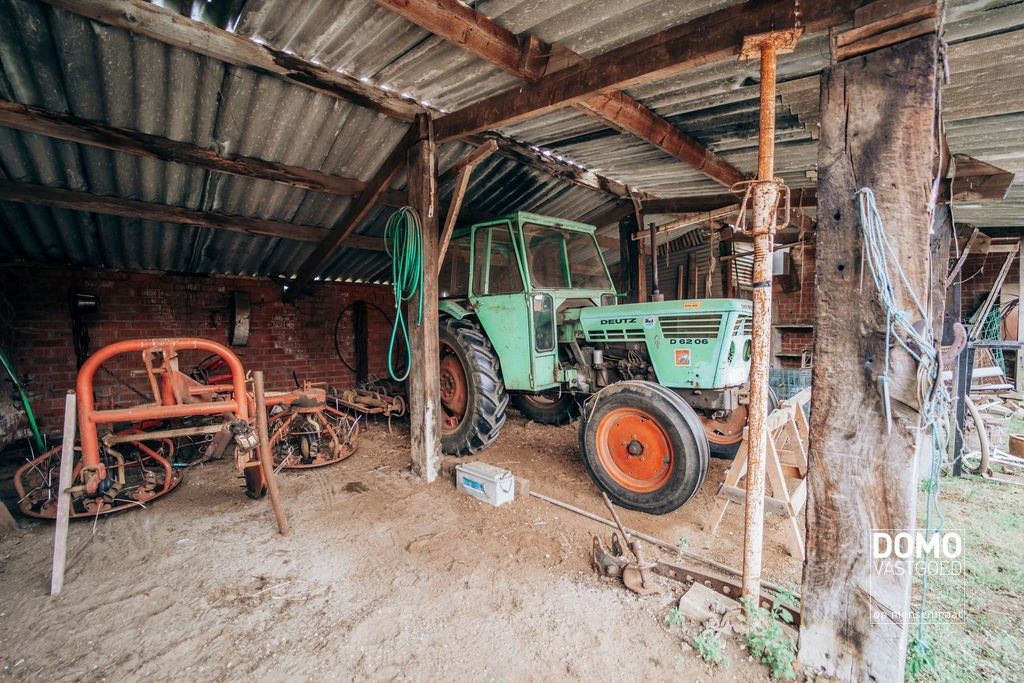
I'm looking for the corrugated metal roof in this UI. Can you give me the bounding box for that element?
[0,0,1022,284]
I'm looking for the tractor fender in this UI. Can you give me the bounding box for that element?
[438,299,472,320]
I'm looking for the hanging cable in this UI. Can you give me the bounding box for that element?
[857,187,951,656]
[384,207,423,382]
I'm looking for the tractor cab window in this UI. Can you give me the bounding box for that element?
[439,234,471,298]
[472,224,524,296]
[523,223,612,290]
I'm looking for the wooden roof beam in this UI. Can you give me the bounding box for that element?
[44,0,632,200]
[376,0,744,187]
[0,180,386,252]
[287,126,419,298]
[0,99,407,206]
[40,0,421,120]
[434,0,860,141]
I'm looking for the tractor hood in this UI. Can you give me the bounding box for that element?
[571,298,753,390]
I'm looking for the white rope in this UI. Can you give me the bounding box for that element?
[856,187,950,651]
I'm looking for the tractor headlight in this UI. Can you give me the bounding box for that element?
[600,293,616,307]
[533,293,555,352]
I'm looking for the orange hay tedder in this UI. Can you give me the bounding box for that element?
[14,338,358,520]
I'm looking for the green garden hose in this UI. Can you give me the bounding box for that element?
[0,347,45,454]
[385,207,423,382]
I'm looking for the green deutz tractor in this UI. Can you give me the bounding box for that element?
[437,212,757,514]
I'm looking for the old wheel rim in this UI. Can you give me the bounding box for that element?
[439,342,468,433]
[700,405,747,446]
[595,407,674,493]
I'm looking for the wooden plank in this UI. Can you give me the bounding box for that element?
[437,141,497,270]
[798,31,942,681]
[484,134,632,198]
[40,0,420,121]
[835,17,940,61]
[433,0,859,141]
[0,181,386,252]
[407,114,441,481]
[575,93,745,187]
[287,127,418,297]
[377,0,746,187]
[50,391,77,596]
[0,99,410,203]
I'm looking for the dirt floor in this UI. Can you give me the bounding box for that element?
[0,413,801,682]
[2,410,1020,682]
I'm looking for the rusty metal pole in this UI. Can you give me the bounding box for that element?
[739,28,801,605]
[253,371,291,536]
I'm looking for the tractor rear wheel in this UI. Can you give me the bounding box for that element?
[512,392,581,425]
[701,386,779,459]
[578,381,709,515]
[439,316,508,456]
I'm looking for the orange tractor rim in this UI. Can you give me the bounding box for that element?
[700,405,748,446]
[439,342,468,433]
[594,407,674,493]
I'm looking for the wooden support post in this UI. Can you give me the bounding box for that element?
[50,391,77,596]
[618,213,639,301]
[253,371,290,536]
[798,28,942,681]
[1017,240,1024,391]
[408,114,441,482]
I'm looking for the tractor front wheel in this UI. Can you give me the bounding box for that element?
[511,391,581,425]
[438,316,508,456]
[579,381,709,515]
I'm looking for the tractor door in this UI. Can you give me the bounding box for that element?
[469,222,553,391]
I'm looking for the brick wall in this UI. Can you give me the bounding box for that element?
[773,244,816,368]
[0,266,395,434]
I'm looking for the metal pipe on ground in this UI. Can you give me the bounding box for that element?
[253,371,291,536]
[528,490,789,595]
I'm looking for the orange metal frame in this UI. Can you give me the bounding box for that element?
[75,338,249,486]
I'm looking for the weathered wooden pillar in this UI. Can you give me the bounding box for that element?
[407,114,441,481]
[798,30,943,681]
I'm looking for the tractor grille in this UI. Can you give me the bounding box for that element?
[588,328,646,342]
[658,314,723,340]
[733,315,752,337]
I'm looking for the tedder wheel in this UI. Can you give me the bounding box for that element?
[579,381,709,515]
[700,386,779,459]
[511,391,582,425]
[438,316,508,455]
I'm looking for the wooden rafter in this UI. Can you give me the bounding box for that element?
[287,127,418,297]
[39,0,419,120]
[375,0,745,187]
[433,0,859,141]
[43,0,633,201]
[0,181,385,252]
[0,99,407,206]
[438,140,498,270]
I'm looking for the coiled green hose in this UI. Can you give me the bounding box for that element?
[384,207,423,382]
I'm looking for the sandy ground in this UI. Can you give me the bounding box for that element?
[0,413,802,681]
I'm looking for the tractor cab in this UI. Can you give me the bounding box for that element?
[438,212,616,394]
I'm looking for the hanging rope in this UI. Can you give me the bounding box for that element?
[856,187,950,655]
[384,207,423,382]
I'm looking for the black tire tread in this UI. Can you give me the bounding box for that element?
[511,392,582,425]
[440,316,508,456]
